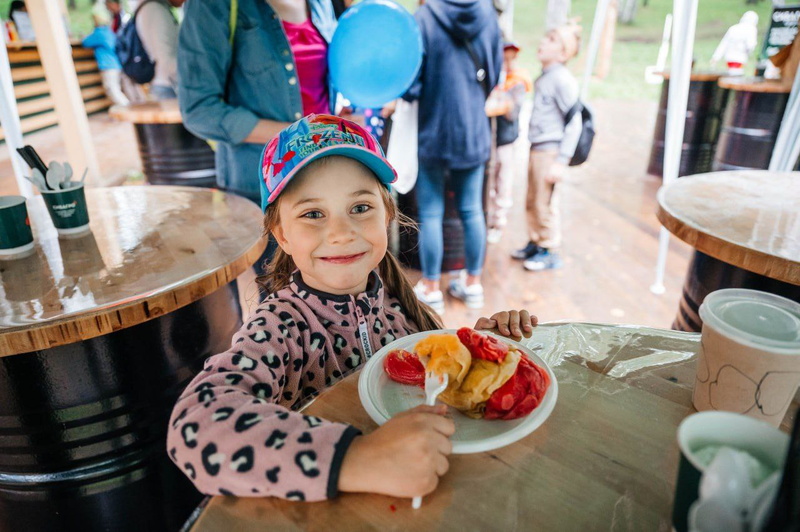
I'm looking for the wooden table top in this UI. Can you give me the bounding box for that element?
[0,186,266,356]
[657,171,800,285]
[660,71,726,82]
[109,100,183,124]
[188,322,797,531]
[717,76,791,93]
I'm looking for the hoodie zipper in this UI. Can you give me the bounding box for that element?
[351,296,373,360]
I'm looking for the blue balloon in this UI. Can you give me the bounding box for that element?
[328,0,422,109]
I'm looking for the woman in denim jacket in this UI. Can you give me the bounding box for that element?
[178,0,337,205]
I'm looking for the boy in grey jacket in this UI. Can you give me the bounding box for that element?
[512,23,582,271]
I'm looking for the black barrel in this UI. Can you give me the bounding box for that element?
[673,251,800,332]
[135,124,217,187]
[397,181,468,273]
[712,78,791,171]
[0,283,241,532]
[648,73,726,178]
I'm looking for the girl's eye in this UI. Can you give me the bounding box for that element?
[302,211,323,219]
[351,204,371,214]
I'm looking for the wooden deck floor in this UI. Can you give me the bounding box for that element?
[1,100,692,330]
[408,99,692,330]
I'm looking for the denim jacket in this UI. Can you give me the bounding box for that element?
[178,0,337,203]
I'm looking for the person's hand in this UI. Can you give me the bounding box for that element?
[544,161,567,184]
[474,310,538,340]
[380,100,397,118]
[339,107,366,126]
[338,405,454,498]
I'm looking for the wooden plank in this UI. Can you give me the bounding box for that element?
[15,89,109,119]
[11,60,98,83]
[7,49,41,63]
[16,95,54,116]
[25,0,100,185]
[14,72,103,99]
[8,46,97,64]
[84,97,113,114]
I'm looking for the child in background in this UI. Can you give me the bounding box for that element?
[512,22,581,271]
[167,115,537,501]
[82,3,129,106]
[487,42,532,245]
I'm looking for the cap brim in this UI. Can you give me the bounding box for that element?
[260,145,397,212]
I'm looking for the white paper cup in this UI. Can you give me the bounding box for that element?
[672,411,789,532]
[693,289,800,426]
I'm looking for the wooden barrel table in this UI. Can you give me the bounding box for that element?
[656,171,800,332]
[110,101,217,187]
[712,77,793,171]
[0,187,266,532]
[648,72,726,178]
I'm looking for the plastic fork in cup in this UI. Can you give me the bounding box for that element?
[412,371,449,510]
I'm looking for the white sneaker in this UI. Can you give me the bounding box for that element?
[413,281,445,315]
[486,228,503,244]
[447,273,484,309]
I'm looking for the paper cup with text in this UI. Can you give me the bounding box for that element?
[0,196,34,258]
[40,183,90,236]
[671,411,789,532]
[693,289,800,427]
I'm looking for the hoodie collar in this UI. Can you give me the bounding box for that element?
[286,270,386,323]
[427,0,490,41]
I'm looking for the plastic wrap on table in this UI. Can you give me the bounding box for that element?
[522,323,700,408]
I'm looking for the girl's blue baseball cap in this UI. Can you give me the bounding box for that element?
[259,114,397,212]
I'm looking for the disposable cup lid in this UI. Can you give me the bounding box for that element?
[699,289,800,353]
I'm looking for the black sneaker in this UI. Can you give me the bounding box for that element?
[511,241,540,260]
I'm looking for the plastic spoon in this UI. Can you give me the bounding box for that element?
[31,169,48,191]
[62,162,73,184]
[46,162,63,191]
[412,371,449,510]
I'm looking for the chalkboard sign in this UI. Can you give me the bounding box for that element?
[758,5,800,74]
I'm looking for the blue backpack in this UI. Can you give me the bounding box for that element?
[115,0,159,84]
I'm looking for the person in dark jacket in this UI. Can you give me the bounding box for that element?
[403,0,502,314]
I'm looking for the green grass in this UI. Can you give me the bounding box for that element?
[4,0,775,102]
[510,0,774,101]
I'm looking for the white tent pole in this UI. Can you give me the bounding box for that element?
[769,64,800,171]
[0,44,33,198]
[580,0,612,101]
[651,0,699,295]
[26,0,101,185]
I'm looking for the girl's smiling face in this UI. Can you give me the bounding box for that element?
[272,157,389,296]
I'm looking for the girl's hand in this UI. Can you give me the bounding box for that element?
[474,310,538,339]
[338,405,454,498]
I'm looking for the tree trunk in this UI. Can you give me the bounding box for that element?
[546,0,571,31]
[618,0,637,24]
[596,0,618,79]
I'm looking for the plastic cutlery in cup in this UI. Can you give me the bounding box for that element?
[46,161,64,191]
[62,162,73,184]
[412,371,449,510]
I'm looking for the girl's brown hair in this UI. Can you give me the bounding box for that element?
[256,156,444,332]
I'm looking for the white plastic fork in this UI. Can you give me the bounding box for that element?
[412,371,449,510]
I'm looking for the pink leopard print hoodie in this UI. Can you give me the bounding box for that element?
[167,271,419,501]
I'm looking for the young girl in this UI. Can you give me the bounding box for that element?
[167,115,538,502]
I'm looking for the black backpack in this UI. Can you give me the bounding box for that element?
[564,101,595,166]
[115,0,157,84]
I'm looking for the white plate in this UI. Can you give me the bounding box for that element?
[358,329,558,454]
